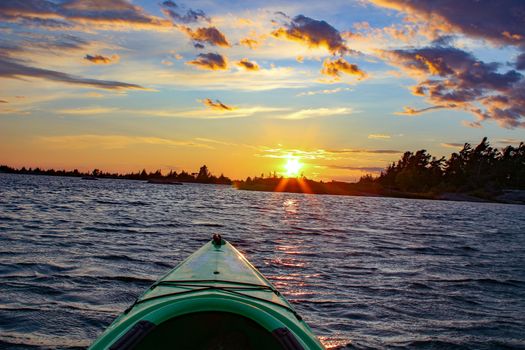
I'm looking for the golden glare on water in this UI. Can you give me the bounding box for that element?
[284,155,303,177]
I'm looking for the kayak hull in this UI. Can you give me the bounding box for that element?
[89,238,324,349]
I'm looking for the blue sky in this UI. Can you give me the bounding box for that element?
[1,0,524,180]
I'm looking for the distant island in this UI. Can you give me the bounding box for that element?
[234,138,525,205]
[1,138,524,204]
[0,164,232,185]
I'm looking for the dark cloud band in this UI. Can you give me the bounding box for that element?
[0,56,145,90]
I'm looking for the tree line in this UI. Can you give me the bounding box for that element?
[0,164,232,185]
[359,137,525,194]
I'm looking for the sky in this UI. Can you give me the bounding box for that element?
[1,0,524,181]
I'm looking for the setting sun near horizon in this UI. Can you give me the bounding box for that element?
[284,156,303,178]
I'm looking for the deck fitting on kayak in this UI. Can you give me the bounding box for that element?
[212,233,224,246]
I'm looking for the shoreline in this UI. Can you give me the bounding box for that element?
[2,171,524,205]
[235,182,525,205]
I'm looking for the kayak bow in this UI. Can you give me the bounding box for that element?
[89,235,325,350]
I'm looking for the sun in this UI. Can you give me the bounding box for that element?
[284,155,303,177]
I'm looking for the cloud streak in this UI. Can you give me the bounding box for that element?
[256,147,402,161]
[395,105,445,116]
[57,107,118,115]
[368,134,391,139]
[0,56,146,90]
[441,142,465,148]
[84,54,119,64]
[0,0,173,30]
[200,98,234,111]
[278,107,352,120]
[39,134,212,150]
[328,165,384,173]
[296,87,352,97]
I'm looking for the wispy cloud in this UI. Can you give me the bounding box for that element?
[134,65,314,91]
[138,106,289,119]
[278,107,352,120]
[200,98,234,111]
[326,148,402,154]
[256,146,402,161]
[0,56,146,90]
[38,134,212,150]
[441,142,465,148]
[296,87,352,97]
[497,138,524,146]
[395,105,445,116]
[51,104,289,120]
[0,0,173,31]
[193,137,239,147]
[328,165,384,173]
[368,134,391,139]
[57,107,118,115]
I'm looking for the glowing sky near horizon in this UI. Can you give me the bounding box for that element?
[1,0,524,181]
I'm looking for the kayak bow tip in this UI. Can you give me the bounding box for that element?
[212,233,225,246]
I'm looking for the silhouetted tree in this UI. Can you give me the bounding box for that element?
[197,165,210,181]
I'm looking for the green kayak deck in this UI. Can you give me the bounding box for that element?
[89,236,325,349]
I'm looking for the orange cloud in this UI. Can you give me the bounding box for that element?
[187,52,228,70]
[84,54,119,64]
[321,57,367,80]
[441,143,465,149]
[368,134,391,139]
[181,26,230,47]
[395,106,445,116]
[239,38,259,49]
[0,0,173,31]
[236,58,259,71]
[272,14,351,55]
[200,98,235,111]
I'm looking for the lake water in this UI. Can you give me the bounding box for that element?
[1,173,524,349]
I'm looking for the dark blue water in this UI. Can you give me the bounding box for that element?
[1,173,524,349]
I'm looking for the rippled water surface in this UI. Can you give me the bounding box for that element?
[1,174,525,349]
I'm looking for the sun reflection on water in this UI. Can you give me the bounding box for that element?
[283,198,298,215]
